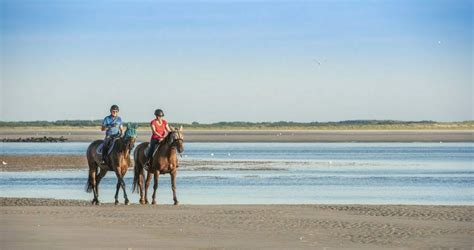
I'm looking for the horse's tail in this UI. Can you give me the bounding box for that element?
[132,143,144,193]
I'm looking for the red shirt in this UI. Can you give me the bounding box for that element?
[150,119,168,140]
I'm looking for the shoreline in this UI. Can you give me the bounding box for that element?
[1,129,473,142]
[1,198,472,249]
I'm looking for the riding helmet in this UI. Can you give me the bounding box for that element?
[110,105,119,111]
[154,109,164,117]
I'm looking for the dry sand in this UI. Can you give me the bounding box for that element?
[1,198,472,249]
[1,128,473,142]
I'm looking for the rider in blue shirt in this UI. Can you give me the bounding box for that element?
[101,105,124,164]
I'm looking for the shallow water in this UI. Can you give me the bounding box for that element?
[0,142,473,205]
[1,142,473,162]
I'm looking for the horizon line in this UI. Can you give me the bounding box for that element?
[1,120,473,124]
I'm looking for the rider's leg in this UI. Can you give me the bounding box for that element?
[102,137,111,164]
[146,139,159,164]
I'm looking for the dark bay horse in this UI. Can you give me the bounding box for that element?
[132,127,184,205]
[86,123,137,205]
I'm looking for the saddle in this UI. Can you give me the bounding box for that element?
[96,137,119,156]
[144,142,164,170]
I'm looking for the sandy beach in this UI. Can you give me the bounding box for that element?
[1,128,473,142]
[1,198,472,249]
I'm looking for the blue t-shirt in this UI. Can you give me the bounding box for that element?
[102,115,122,137]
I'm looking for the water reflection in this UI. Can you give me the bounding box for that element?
[1,160,473,205]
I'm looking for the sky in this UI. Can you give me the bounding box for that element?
[1,0,472,123]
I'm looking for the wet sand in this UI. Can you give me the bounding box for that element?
[0,155,288,172]
[1,198,472,249]
[1,128,473,142]
[0,155,87,172]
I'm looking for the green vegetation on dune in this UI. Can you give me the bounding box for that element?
[0,120,473,130]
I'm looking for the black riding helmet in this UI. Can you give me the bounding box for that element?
[154,109,164,117]
[110,105,119,112]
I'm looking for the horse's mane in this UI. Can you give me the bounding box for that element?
[161,131,174,147]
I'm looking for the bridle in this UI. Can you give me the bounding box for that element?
[168,131,184,156]
[126,137,136,151]
[122,130,136,151]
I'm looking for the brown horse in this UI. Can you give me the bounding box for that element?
[132,127,184,205]
[86,123,137,205]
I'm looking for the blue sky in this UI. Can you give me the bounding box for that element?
[1,0,472,122]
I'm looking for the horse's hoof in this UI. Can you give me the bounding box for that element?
[145,200,149,204]
[125,200,130,205]
[152,201,157,205]
[139,200,145,205]
[115,201,119,205]
[174,201,179,206]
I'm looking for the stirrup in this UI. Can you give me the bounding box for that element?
[144,159,151,170]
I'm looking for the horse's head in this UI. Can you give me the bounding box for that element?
[168,126,184,154]
[123,123,138,150]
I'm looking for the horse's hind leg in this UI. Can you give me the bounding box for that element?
[151,170,160,205]
[94,169,107,205]
[89,167,99,205]
[144,171,153,204]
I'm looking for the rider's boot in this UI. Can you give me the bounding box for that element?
[144,156,152,170]
[101,146,108,165]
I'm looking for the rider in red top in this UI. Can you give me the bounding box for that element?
[146,109,172,164]
[151,118,168,141]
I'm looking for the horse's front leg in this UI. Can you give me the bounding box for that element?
[114,179,121,205]
[152,170,160,205]
[171,170,179,205]
[120,169,129,205]
[114,170,129,205]
[121,177,129,205]
[144,171,153,204]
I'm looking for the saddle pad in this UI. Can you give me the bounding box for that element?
[144,144,160,159]
[96,138,118,155]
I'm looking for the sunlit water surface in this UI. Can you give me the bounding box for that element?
[1,142,473,205]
